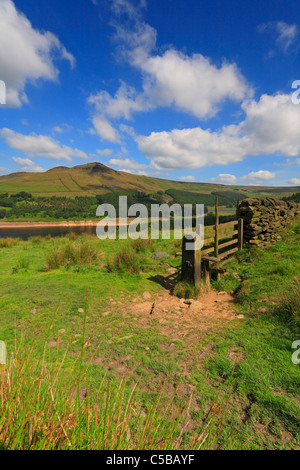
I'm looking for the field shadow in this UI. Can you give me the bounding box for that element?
[148,273,179,293]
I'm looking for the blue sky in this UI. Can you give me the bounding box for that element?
[0,0,300,186]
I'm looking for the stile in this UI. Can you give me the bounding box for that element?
[238,218,244,251]
[214,197,221,281]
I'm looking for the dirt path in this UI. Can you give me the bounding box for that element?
[119,288,243,346]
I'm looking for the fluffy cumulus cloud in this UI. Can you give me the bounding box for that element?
[89,0,250,141]
[138,127,249,170]
[138,92,300,170]
[240,170,276,181]
[0,0,75,107]
[0,128,89,161]
[211,174,237,184]
[139,50,249,119]
[239,94,300,157]
[288,178,300,185]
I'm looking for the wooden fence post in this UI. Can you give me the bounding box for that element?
[181,233,201,287]
[214,197,220,280]
[238,218,244,251]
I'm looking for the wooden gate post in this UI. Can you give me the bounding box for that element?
[214,197,220,280]
[238,218,244,251]
[181,233,201,287]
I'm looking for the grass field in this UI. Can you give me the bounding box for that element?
[0,219,299,449]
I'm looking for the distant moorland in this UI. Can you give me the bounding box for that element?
[0,162,299,222]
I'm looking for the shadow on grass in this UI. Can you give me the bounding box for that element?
[148,273,179,293]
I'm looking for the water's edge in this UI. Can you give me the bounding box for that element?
[0,221,99,240]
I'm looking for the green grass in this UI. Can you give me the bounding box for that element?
[0,218,299,449]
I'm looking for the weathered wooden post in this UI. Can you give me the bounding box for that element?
[238,218,244,251]
[214,197,220,280]
[181,233,201,287]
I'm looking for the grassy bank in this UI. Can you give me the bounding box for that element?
[0,219,299,449]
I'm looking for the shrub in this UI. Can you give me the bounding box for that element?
[46,241,98,270]
[17,256,30,270]
[29,235,51,244]
[0,237,20,248]
[67,232,79,241]
[109,246,140,274]
[131,238,154,253]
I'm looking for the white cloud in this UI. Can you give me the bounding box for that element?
[178,176,196,182]
[52,124,73,134]
[109,157,148,170]
[92,116,121,144]
[140,50,250,119]
[118,168,149,176]
[138,92,300,170]
[0,0,75,107]
[119,124,136,138]
[240,170,276,181]
[110,0,147,21]
[212,171,277,185]
[12,157,45,172]
[0,128,89,161]
[138,126,248,170]
[97,149,113,157]
[258,21,298,57]
[0,166,11,175]
[239,94,300,157]
[275,21,298,52]
[288,178,300,185]
[89,1,250,139]
[89,82,150,120]
[211,174,237,184]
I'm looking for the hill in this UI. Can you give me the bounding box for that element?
[0,162,299,204]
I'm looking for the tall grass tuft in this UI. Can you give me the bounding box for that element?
[29,235,52,244]
[46,240,98,270]
[131,238,154,253]
[109,246,140,274]
[274,278,300,326]
[173,281,200,300]
[0,237,20,248]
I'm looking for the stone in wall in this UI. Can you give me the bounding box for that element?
[236,198,300,248]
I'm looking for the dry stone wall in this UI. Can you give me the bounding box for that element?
[236,198,300,248]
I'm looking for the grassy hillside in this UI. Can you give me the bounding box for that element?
[0,218,299,449]
[0,162,299,200]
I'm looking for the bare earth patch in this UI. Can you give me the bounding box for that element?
[124,289,240,344]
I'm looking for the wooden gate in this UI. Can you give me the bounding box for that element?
[181,197,244,287]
